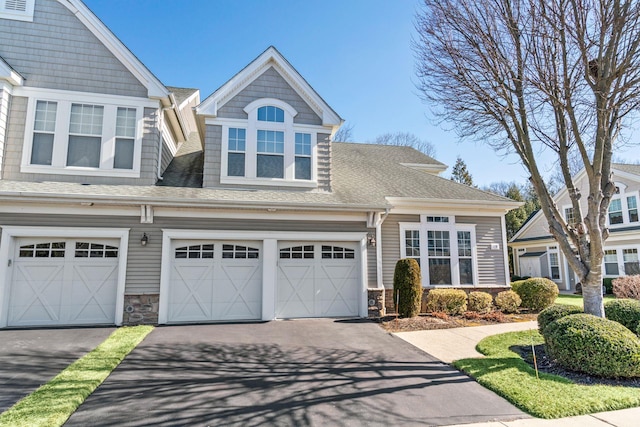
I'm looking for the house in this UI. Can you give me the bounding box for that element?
[0,0,520,328]
[510,164,640,291]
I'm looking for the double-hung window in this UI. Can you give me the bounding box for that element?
[628,196,638,223]
[403,229,421,266]
[31,100,57,165]
[428,230,452,284]
[256,130,284,178]
[608,199,623,225]
[623,249,640,275]
[604,250,619,275]
[227,128,246,177]
[114,107,136,169]
[458,231,474,284]
[549,252,560,280]
[295,133,311,180]
[67,104,104,168]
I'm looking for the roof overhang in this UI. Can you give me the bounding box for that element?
[386,197,523,214]
[197,46,342,128]
[0,57,24,86]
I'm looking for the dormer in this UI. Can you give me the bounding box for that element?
[196,47,342,190]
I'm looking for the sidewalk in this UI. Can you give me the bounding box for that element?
[394,321,640,427]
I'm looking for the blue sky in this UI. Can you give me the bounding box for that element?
[84,0,637,187]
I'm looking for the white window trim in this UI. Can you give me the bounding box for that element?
[547,245,562,282]
[607,185,639,228]
[17,88,156,178]
[399,218,479,287]
[602,244,640,277]
[216,99,320,187]
[0,0,35,22]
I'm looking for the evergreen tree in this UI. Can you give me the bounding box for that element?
[450,156,474,186]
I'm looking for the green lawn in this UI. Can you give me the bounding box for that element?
[555,294,615,307]
[454,330,640,418]
[0,325,153,427]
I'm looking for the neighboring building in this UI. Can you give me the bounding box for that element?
[510,164,640,291]
[0,0,520,328]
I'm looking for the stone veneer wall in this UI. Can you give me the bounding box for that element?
[123,294,159,325]
[367,289,386,318]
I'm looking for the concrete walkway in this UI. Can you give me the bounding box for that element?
[394,322,640,427]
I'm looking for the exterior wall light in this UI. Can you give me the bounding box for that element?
[367,232,376,247]
[141,233,149,246]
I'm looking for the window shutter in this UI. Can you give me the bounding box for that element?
[4,0,27,12]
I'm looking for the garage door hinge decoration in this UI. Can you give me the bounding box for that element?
[140,205,154,224]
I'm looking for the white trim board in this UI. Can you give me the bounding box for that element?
[0,226,130,328]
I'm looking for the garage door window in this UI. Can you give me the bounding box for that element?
[19,242,66,258]
[175,244,214,259]
[222,244,259,259]
[75,242,118,258]
[321,245,355,259]
[280,245,314,259]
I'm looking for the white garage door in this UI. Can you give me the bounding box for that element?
[277,242,360,318]
[8,238,120,327]
[168,241,262,323]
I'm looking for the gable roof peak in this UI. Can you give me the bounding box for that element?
[197,46,342,127]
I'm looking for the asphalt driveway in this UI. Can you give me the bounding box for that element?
[65,319,526,427]
[0,327,115,412]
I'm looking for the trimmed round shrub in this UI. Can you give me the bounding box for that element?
[467,291,493,314]
[537,304,582,334]
[544,314,640,378]
[512,277,558,311]
[604,298,640,332]
[425,289,467,315]
[393,258,422,318]
[495,290,521,313]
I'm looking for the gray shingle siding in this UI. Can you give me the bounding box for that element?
[381,214,419,288]
[203,124,223,188]
[0,0,147,97]
[160,137,173,176]
[380,214,507,288]
[217,66,322,125]
[2,100,160,185]
[457,216,507,286]
[0,214,369,294]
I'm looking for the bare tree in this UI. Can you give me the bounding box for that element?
[415,0,640,316]
[370,132,437,157]
[334,122,355,142]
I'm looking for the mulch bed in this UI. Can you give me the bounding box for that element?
[513,344,640,387]
[378,311,538,332]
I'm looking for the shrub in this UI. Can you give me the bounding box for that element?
[637,323,640,337]
[467,291,493,314]
[510,275,530,282]
[613,275,640,300]
[495,290,521,313]
[603,278,614,295]
[544,314,640,378]
[425,289,468,315]
[604,299,640,332]
[393,258,422,318]
[537,304,582,334]
[512,277,558,311]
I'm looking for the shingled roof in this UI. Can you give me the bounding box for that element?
[0,142,516,210]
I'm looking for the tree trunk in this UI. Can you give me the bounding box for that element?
[582,274,605,318]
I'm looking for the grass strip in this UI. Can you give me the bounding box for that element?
[454,330,640,418]
[0,325,153,427]
[554,294,615,308]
